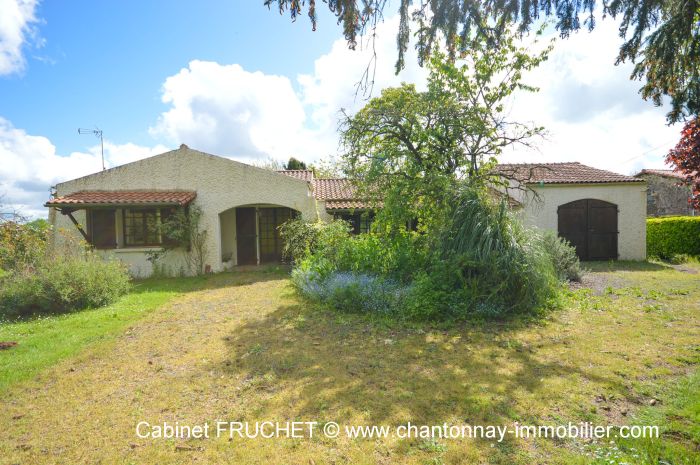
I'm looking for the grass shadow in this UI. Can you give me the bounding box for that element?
[217,300,621,438]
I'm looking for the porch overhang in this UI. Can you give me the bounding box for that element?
[45,190,197,210]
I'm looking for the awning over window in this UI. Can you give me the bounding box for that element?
[45,190,197,208]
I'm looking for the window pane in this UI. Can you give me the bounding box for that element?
[124,208,161,246]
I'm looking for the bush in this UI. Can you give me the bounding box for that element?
[289,184,566,322]
[647,216,700,259]
[432,185,561,318]
[333,230,428,282]
[292,268,412,315]
[279,218,351,263]
[0,220,50,272]
[0,253,131,319]
[541,231,583,282]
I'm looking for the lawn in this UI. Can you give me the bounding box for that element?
[0,262,698,464]
[0,270,276,393]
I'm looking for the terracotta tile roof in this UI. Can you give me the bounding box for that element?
[495,162,644,184]
[277,172,373,210]
[45,190,197,207]
[312,178,356,200]
[635,168,687,180]
[277,170,315,182]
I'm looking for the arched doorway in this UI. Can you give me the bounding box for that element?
[557,199,618,261]
[220,205,298,266]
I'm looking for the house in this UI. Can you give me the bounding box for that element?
[634,169,696,217]
[45,147,647,277]
[497,162,647,261]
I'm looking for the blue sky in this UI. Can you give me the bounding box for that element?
[1,1,340,154]
[0,1,683,217]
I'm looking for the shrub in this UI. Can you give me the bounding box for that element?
[540,231,583,282]
[647,216,700,259]
[333,230,428,282]
[292,268,412,315]
[0,253,131,319]
[289,184,565,322]
[279,218,351,263]
[433,185,561,318]
[0,220,50,272]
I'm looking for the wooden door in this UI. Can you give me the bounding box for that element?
[558,199,618,261]
[258,207,294,263]
[236,207,257,265]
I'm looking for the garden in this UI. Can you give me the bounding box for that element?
[277,29,580,322]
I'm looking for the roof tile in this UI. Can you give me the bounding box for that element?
[496,162,643,184]
[46,190,197,207]
[276,170,315,182]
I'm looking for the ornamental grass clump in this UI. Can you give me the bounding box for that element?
[432,185,562,318]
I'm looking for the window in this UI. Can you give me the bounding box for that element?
[123,208,164,246]
[334,211,374,234]
[87,209,116,248]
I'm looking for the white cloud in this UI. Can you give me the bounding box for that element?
[0,118,167,218]
[149,60,307,160]
[149,17,428,164]
[0,0,41,75]
[298,15,428,133]
[501,18,680,175]
[148,14,678,177]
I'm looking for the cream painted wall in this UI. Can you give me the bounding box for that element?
[518,183,647,260]
[219,208,237,267]
[50,145,320,276]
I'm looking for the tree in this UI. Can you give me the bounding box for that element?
[285,157,308,170]
[265,0,700,123]
[340,28,550,230]
[253,157,284,171]
[666,117,700,208]
[309,158,343,178]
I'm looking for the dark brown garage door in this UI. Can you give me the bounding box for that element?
[557,199,618,261]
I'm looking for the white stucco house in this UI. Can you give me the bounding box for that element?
[46,145,646,277]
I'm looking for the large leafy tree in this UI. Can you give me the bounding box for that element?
[666,117,700,208]
[340,29,550,230]
[265,0,700,123]
[285,157,308,170]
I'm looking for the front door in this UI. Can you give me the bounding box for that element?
[236,207,257,265]
[258,207,294,263]
[558,199,618,261]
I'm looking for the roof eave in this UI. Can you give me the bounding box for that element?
[45,201,193,209]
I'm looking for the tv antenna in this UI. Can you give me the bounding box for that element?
[78,127,105,170]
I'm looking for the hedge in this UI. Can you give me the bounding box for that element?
[647,216,700,258]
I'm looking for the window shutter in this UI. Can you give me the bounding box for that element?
[88,209,116,248]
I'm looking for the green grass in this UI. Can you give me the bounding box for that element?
[0,263,698,464]
[0,272,240,393]
[591,368,700,465]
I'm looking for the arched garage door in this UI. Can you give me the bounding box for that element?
[557,199,618,261]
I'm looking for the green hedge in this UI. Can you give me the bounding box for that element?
[647,216,700,258]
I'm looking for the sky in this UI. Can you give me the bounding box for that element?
[0,0,684,218]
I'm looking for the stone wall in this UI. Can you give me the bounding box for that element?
[637,173,693,217]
